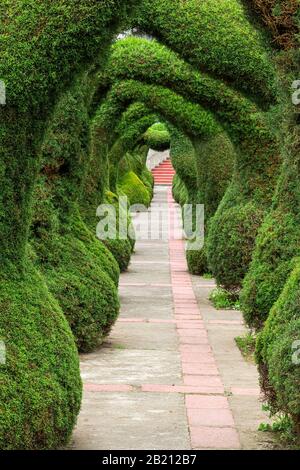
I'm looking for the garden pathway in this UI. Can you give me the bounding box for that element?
[71,165,276,450]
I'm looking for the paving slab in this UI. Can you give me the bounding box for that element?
[108,322,179,350]
[80,348,182,385]
[72,392,190,450]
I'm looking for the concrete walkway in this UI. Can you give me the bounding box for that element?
[71,185,275,450]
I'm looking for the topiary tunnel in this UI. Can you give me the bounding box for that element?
[0,0,299,450]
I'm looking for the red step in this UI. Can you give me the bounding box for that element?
[151,158,176,186]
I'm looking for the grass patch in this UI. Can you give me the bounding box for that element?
[203,273,213,279]
[235,333,256,362]
[209,287,240,310]
[259,408,300,449]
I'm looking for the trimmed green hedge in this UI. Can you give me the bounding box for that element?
[0,0,139,448]
[187,133,235,275]
[170,128,198,203]
[193,134,235,221]
[172,174,188,206]
[118,171,151,208]
[100,191,135,272]
[144,122,171,151]
[0,261,82,449]
[133,0,277,104]
[240,49,300,329]
[30,79,120,353]
[207,198,264,289]
[256,259,300,433]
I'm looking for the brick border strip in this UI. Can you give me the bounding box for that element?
[167,188,241,450]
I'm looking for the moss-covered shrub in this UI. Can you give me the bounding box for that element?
[144,122,170,151]
[0,262,82,449]
[256,260,300,433]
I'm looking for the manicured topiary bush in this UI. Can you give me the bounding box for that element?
[186,249,208,276]
[120,145,154,200]
[103,238,133,272]
[172,174,188,206]
[240,49,300,329]
[133,0,277,104]
[30,79,120,353]
[192,133,235,221]
[0,262,82,449]
[144,122,170,151]
[170,128,198,204]
[95,79,218,142]
[38,234,119,353]
[169,129,208,274]
[108,116,157,191]
[256,259,300,433]
[118,171,151,208]
[206,126,280,288]
[98,191,135,272]
[141,167,154,199]
[0,0,139,448]
[185,133,235,275]
[207,198,264,290]
[1,0,298,449]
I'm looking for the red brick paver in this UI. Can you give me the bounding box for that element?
[167,189,241,450]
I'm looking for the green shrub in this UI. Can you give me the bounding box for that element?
[240,51,300,329]
[240,209,298,329]
[37,234,119,353]
[118,171,151,208]
[29,81,120,353]
[186,248,208,275]
[170,129,198,203]
[256,260,300,434]
[103,238,133,273]
[0,262,82,449]
[144,122,171,151]
[185,133,235,276]
[100,191,135,272]
[141,168,154,199]
[134,0,277,103]
[172,174,188,206]
[192,133,235,221]
[207,199,265,290]
[31,199,120,353]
